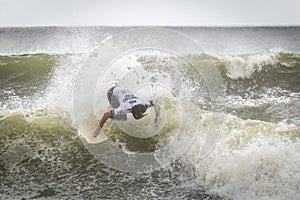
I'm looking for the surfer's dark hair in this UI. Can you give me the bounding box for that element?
[132,104,147,120]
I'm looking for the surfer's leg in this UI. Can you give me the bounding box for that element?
[107,87,120,108]
[107,87,115,104]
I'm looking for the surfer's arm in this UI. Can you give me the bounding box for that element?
[144,100,160,123]
[153,100,161,127]
[92,111,112,138]
[99,111,112,128]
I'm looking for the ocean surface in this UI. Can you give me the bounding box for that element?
[0,26,299,200]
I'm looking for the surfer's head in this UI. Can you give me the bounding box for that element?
[132,104,147,120]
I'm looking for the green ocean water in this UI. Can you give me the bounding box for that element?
[1,27,300,200]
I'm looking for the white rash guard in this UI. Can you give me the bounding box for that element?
[111,87,153,118]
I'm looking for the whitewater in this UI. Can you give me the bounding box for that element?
[0,26,299,200]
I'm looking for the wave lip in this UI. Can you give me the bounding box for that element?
[214,48,299,79]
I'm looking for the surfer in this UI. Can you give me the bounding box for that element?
[92,86,160,138]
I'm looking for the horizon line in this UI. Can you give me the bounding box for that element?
[1,24,300,28]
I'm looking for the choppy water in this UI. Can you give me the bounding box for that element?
[0,26,299,200]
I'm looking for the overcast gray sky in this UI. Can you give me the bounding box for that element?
[0,0,299,26]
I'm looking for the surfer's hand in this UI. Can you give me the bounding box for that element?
[92,127,101,138]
